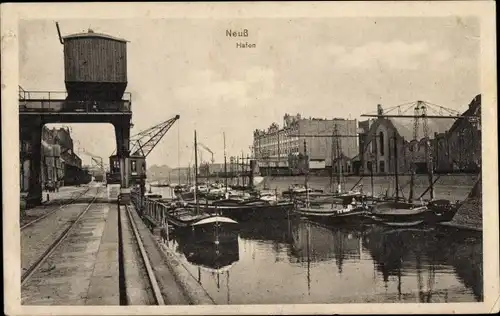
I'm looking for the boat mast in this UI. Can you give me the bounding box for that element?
[370,154,374,199]
[304,140,310,208]
[336,125,343,194]
[330,130,335,193]
[177,122,181,184]
[421,103,435,201]
[394,130,399,200]
[237,156,240,186]
[241,151,245,187]
[223,132,228,193]
[194,130,199,212]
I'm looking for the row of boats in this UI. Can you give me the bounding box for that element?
[136,129,463,246]
[137,181,461,247]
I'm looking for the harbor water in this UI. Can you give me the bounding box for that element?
[150,185,482,304]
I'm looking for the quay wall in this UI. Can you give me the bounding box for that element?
[128,202,215,305]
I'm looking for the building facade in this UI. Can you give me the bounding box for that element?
[20,126,86,192]
[435,94,481,173]
[253,114,359,174]
[358,95,481,175]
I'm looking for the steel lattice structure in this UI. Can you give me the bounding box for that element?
[79,148,105,171]
[128,114,180,157]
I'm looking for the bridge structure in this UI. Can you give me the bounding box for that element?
[19,89,133,207]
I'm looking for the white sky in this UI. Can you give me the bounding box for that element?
[19,17,479,168]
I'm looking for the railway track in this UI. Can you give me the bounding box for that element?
[21,187,92,230]
[118,204,164,305]
[22,186,165,305]
[21,189,100,285]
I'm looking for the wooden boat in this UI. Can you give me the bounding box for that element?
[368,196,460,228]
[187,198,295,221]
[166,207,239,243]
[166,130,240,243]
[282,184,324,198]
[370,200,429,227]
[293,195,371,224]
[424,199,461,224]
[294,190,365,206]
[292,132,370,225]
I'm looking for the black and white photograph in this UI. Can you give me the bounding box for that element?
[2,2,498,315]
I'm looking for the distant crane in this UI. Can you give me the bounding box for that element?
[78,148,106,181]
[79,148,105,172]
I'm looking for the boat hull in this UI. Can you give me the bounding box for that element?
[292,207,371,225]
[175,223,239,244]
[192,202,295,221]
[168,215,239,244]
[370,199,459,227]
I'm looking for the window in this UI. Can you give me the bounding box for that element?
[131,161,137,172]
[379,161,385,173]
[379,131,385,156]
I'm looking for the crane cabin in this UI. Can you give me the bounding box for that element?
[106,155,146,185]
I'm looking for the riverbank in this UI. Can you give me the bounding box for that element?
[265,174,478,202]
[439,178,482,231]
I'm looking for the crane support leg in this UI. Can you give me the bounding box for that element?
[113,120,131,204]
[23,119,43,207]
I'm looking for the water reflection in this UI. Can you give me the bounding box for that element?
[178,237,240,274]
[362,226,483,302]
[155,188,482,303]
[290,220,365,267]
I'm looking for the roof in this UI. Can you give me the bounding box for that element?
[448,94,481,134]
[64,31,128,43]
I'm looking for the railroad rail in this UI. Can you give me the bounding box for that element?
[21,188,100,285]
[122,205,165,305]
[21,187,92,230]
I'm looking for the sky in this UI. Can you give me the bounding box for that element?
[19,17,480,168]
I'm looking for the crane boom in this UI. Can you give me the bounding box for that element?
[91,157,105,171]
[79,149,104,171]
[129,114,180,157]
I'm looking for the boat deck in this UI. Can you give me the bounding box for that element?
[169,209,210,222]
[372,207,428,216]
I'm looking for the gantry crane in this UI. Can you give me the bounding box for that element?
[361,99,480,201]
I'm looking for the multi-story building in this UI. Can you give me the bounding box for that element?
[434,94,481,173]
[253,114,359,174]
[20,126,86,191]
[358,95,481,175]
